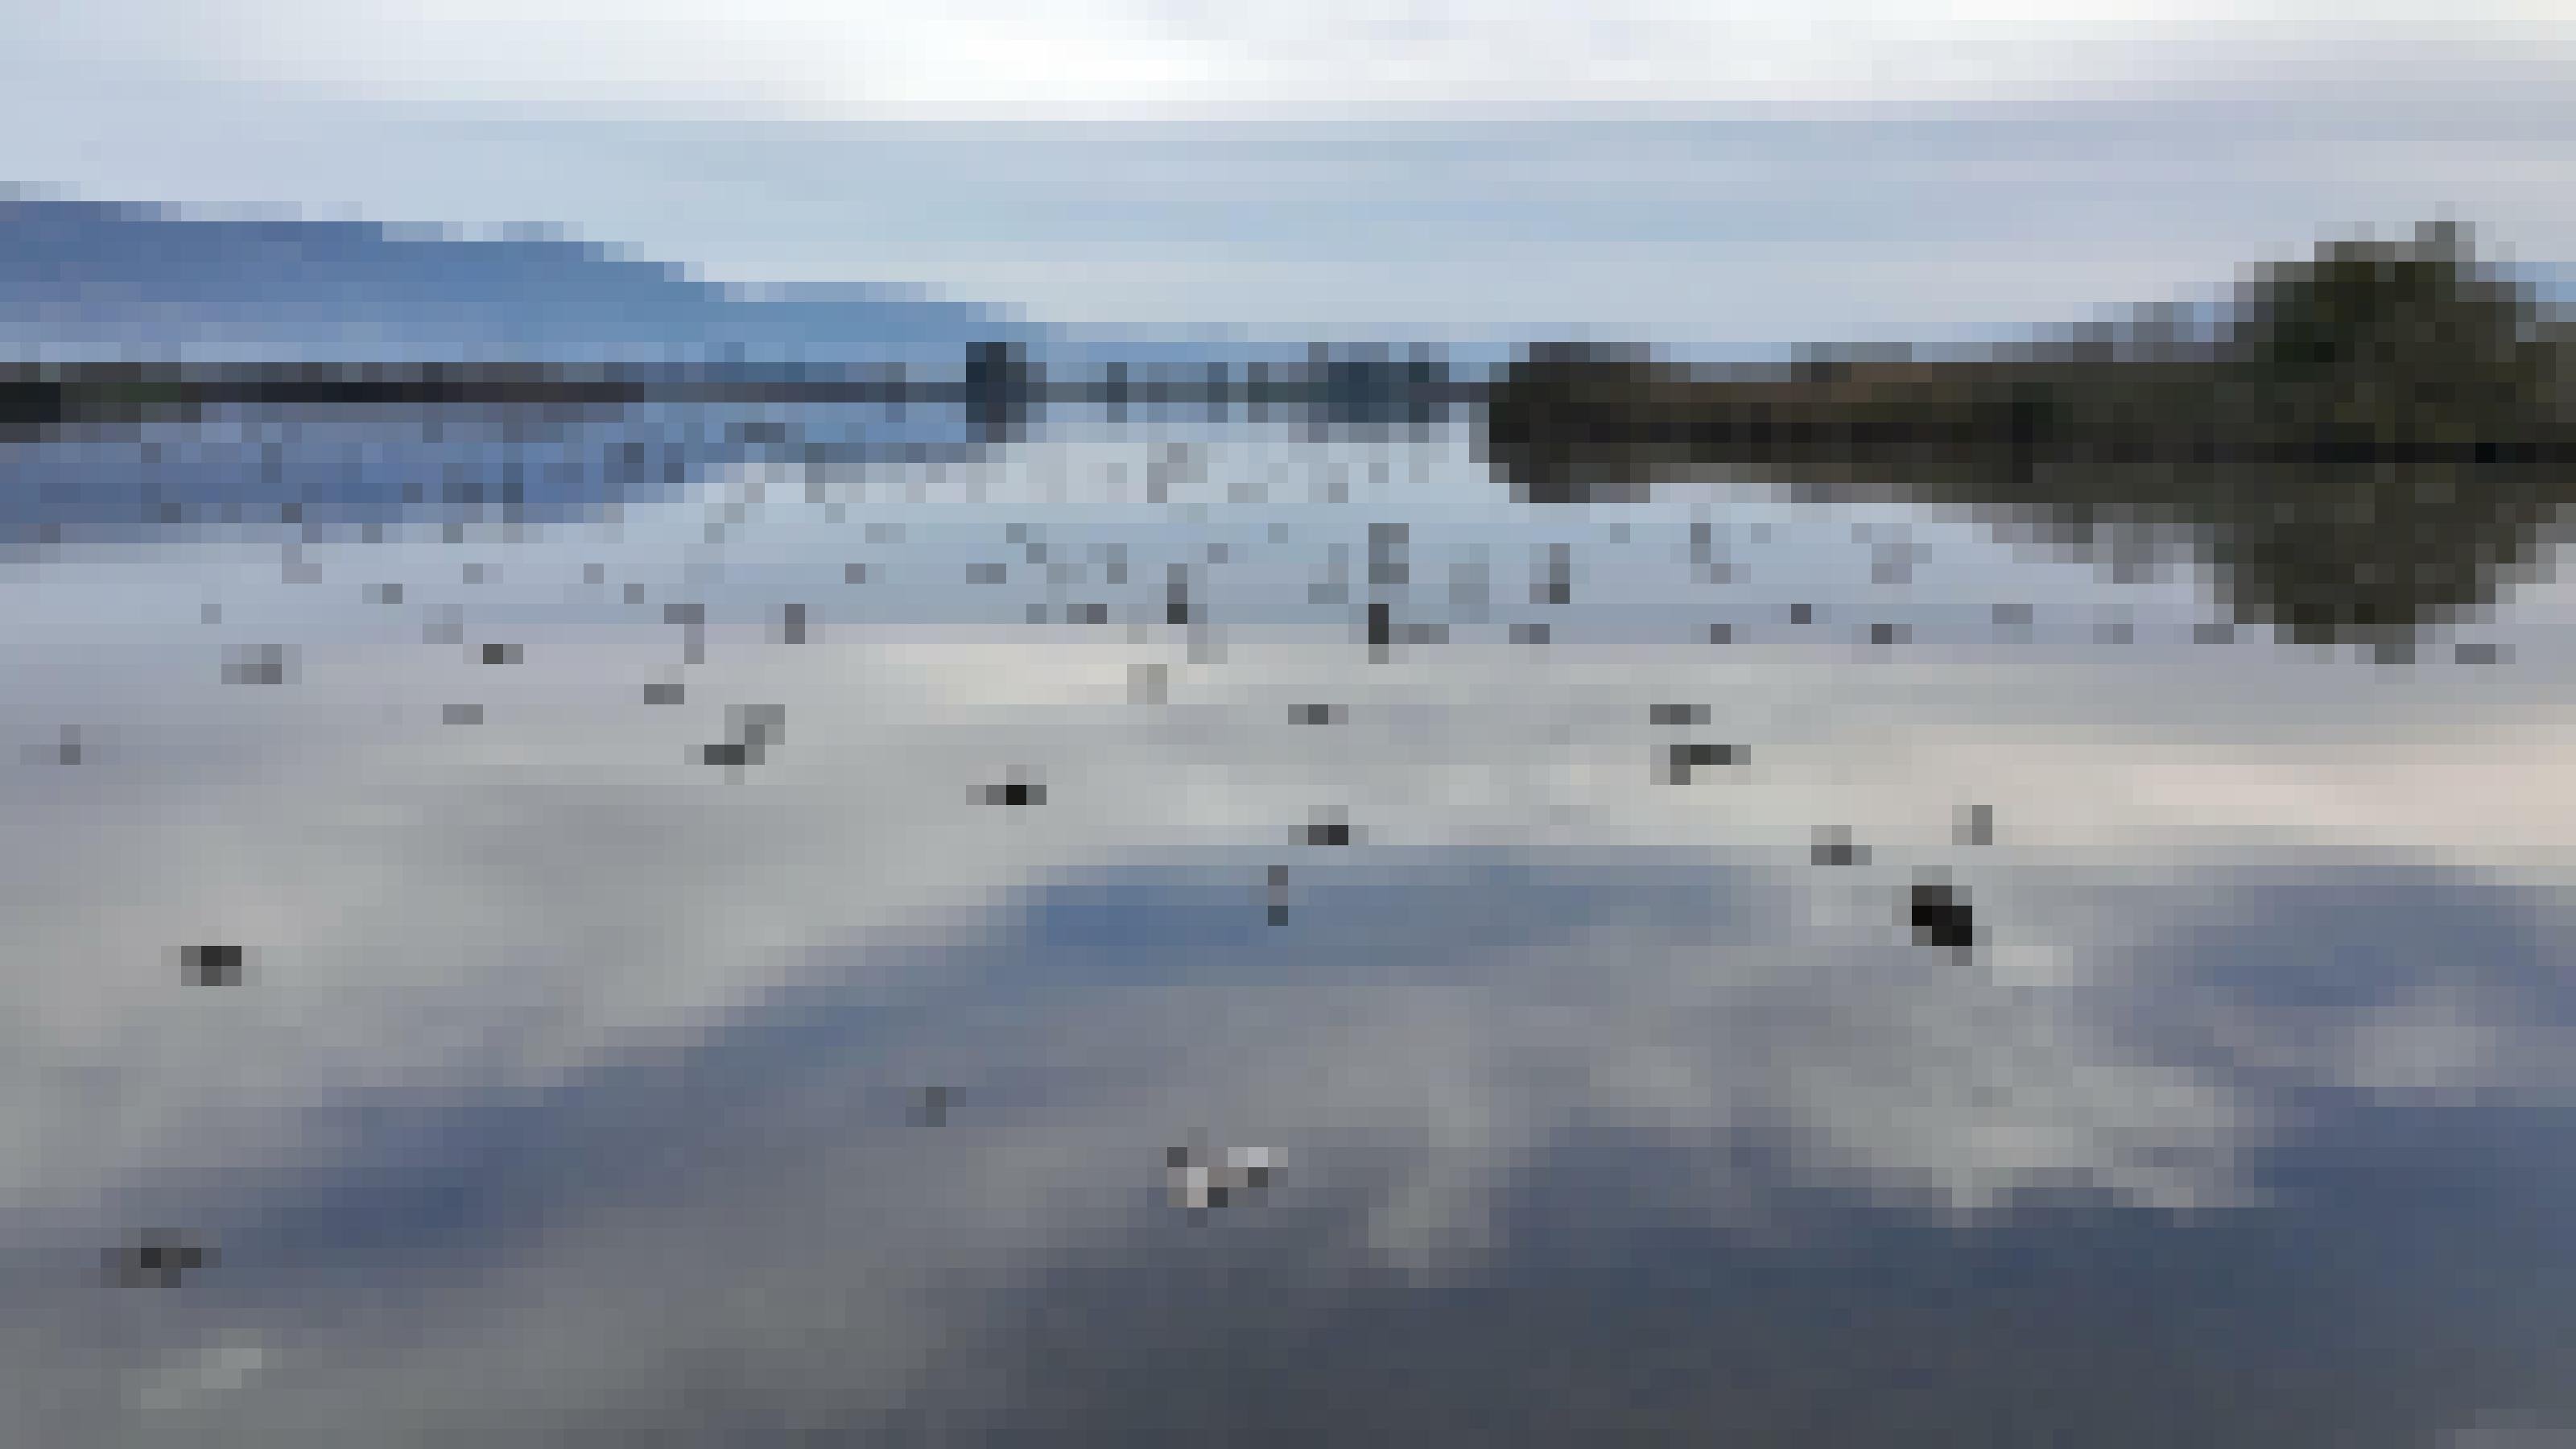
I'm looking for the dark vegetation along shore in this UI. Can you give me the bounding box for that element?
[1484,224,2576,655]
[0,345,1467,441]
[0,349,1054,440]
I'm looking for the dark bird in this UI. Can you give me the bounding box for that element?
[1911,880,1976,952]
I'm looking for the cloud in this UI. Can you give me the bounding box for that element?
[174,0,2576,122]
[14,27,2576,343]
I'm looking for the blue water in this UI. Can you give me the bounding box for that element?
[5,402,2574,1447]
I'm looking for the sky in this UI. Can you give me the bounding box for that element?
[9,2,2576,351]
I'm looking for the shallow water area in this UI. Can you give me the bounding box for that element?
[6,402,2575,1447]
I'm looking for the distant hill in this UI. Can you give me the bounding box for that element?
[0,197,1032,367]
[0,197,1518,381]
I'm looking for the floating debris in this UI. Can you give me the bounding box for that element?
[1649,704,1711,726]
[108,1229,213,1289]
[1957,803,1995,848]
[1166,1141,1275,1216]
[664,601,706,665]
[985,775,1044,807]
[742,704,786,746]
[1666,742,1740,784]
[1811,827,1867,868]
[916,1085,948,1128]
[1303,813,1352,847]
[221,643,291,686]
[1911,879,1976,952]
[180,943,243,986]
[1534,542,1571,606]
[480,641,522,665]
[702,703,786,769]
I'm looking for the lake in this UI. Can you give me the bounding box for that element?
[6,400,2576,1447]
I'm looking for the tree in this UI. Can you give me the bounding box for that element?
[2223,222,2566,459]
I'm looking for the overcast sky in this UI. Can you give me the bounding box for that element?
[8,1,2576,346]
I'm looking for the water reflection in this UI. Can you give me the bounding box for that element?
[1482,411,2576,661]
[26,840,2576,1446]
[13,390,2568,659]
[0,401,987,555]
[5,405,2576,1445]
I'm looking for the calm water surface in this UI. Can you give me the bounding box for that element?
[6,403,2576,1447]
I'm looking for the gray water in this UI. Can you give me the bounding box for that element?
[6,403,2576,1447]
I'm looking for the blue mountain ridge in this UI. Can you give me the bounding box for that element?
[0,197,1034,367]
[0,196,1527,377]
